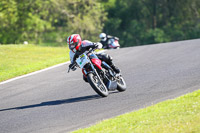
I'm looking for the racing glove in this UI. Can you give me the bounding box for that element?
[95,42,103,49]
[69,63,76,71]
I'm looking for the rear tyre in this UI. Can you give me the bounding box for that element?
[116,76,126,92]
[87,73,109,97]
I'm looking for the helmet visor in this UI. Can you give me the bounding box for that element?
[101,37,106,41]
[69,42,76,50]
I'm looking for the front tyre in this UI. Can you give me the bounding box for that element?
[87,73,109,97]
[116,76,126,92]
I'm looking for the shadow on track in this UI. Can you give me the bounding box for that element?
[0,95,101,112]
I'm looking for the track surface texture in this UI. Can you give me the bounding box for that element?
[0,39,200,133]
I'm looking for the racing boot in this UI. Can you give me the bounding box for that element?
[110,64,120,73]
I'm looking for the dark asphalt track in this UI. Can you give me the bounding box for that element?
[0,39,200,133]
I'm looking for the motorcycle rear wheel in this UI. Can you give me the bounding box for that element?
[87,73,109,97]
[116,76,126,92]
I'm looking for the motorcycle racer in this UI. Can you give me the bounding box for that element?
[99,33,119,49]
[67,34,120,82]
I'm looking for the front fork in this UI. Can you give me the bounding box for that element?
[82,61,117,84]
[82,63,103,81]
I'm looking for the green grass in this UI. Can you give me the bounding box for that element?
[0,44,70,82]
[73,90,200,133]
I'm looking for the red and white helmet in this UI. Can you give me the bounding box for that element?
[67,34,82,53]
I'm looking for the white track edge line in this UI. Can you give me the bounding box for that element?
[0,61,70,85]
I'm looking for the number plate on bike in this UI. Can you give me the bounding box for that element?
[76,53,90,68]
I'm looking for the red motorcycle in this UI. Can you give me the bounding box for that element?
[107,38,120,49]
[68,48,126,97]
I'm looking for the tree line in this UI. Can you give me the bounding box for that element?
[0,0,200,47]
[0,0,106,45]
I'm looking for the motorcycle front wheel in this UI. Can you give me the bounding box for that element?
[87,73,109,97]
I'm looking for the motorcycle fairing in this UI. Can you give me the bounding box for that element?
[89,53,102,70]
[91,58,102,70]
[108,39,120,48]
[106,80,117,91]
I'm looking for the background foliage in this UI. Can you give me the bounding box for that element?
[103,0,200,46]
[0,0,200,47]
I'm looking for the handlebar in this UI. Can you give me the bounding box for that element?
[87,47,97,55]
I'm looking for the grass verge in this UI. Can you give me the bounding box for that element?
[0,44,69,82]
[73,90,200,133]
